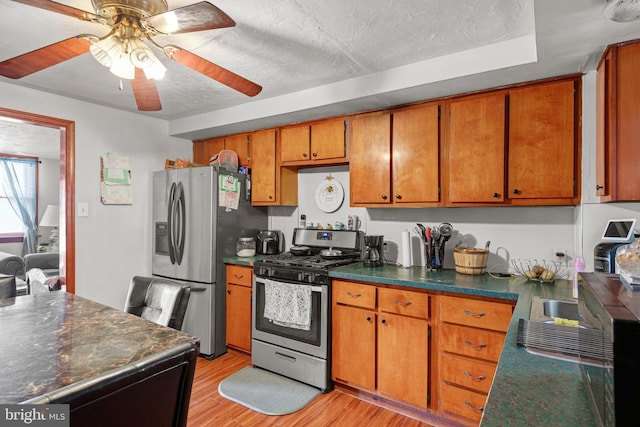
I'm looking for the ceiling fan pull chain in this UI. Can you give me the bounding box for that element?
[119,79,123,91]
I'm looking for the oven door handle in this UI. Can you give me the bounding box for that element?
[255,277,325,293]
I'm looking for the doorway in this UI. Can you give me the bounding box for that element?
[0,107,75,293]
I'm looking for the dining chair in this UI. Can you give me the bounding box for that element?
[124,276,191,330]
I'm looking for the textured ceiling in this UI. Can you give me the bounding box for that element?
[2,0,640,154]
[0,0,533,119]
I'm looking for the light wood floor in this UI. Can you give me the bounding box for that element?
[187,350,433,427]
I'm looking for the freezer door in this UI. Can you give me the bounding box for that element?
[181,283,216,357]
[174,167,216,283]
[152,169,177,278]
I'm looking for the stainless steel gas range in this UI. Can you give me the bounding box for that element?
[252,228,363,391]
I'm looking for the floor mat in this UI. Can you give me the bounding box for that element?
[218,366,322,416]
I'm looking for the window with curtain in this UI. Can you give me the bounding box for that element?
[0,155,38,254]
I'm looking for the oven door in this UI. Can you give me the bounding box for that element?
[252,276,328,359]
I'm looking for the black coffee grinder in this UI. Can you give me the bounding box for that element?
[364,235,384,267]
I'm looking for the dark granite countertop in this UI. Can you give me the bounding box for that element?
[0,292,199,404]
[329,263,595,426]
[223,255,265,266]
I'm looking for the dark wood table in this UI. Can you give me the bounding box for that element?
[0,291,199,426]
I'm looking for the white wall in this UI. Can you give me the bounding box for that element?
[37,158,60,246]
[269,165,576,276]
[0,81,192,309]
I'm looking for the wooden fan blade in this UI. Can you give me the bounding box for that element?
[169,48,262,97]
[143,2,235,35]
[0,37,91,79]
[131,68,162,111]
[11,0,104,23]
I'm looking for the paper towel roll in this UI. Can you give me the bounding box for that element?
[401,230,412,268]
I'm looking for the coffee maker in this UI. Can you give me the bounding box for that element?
[363,235,384,267]
[257,230,283,255]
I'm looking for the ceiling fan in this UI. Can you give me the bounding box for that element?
[0,0,262,111]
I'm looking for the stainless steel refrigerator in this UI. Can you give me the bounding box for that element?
[152,166,267,359]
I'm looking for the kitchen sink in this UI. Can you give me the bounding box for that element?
[518,297,582,363]
[529,297,580,323]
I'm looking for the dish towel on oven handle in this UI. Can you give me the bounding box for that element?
[263,279,312,331]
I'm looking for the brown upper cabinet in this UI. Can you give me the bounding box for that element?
[596,40,640,202]
[350,112,392,205]
[250,129,298,206]
[350,103,441,207]
[250,129,278,204]
[508,79,577,202]
[446,91,507,204]
[193,133,250,167]
[191,75,580,208]
[280,118,347,165]
[444,77,580,206]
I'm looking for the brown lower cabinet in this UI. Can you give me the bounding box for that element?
[332,280,430,410]
[225,265,253,353]
[331,280,515,426]
[438,295,514,424]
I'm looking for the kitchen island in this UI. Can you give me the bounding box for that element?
[329,265,594,426]
[0,291,199,427]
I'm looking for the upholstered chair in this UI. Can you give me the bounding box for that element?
[0,274,17,299]
[124,276,191,330]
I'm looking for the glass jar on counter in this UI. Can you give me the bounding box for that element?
[237,237,256,257]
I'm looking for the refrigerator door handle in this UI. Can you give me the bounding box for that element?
[167,182,177,265]
[175,182,186,265]
[189,287,207,292]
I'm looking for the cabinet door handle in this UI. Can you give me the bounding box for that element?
[492,192,500,198]
[395,194,401,199]
[464,401,485,412]
[394,299,412,307]
[512,188,520,195]
[463,371,487,382]
[303,152,308,157]
[347,292,362,298]
[381,319,387,325]
[464,309,486,318]
[227,290,231,295]
[312,152,318,157]
[366,316,372,321]
[234,274,244,279]
[596,184,603,190]
[464,340,487,349]
[381,194,388,200]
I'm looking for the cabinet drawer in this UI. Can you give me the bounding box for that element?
[333,280,376,309]
[440,353,496,394]
[378,287,429,319]
[226,265,252,287]
[441,295,513,331]
[441,382,486,423]
[441,323,506,362]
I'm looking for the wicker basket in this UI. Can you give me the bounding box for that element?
[454,247,489,275]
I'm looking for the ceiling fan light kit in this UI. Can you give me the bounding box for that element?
[87,33,167,80]
[0,0,262,111]
[604,0,640,22]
